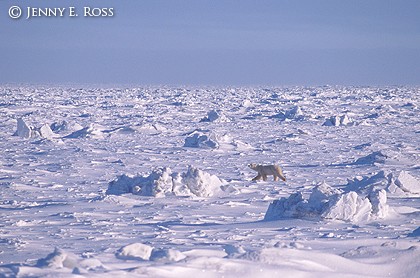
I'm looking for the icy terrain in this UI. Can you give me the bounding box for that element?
[0,86,419,277]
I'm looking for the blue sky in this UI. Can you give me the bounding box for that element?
[1,0,419,85]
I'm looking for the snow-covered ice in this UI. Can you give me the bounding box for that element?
[116,243,154,261]
[13,118,56,140]
[184,130,220,149]
[264,182,389,223]
[106,165,227,197]
[200,109,230,123]
[0,86,419,277]
[323,115,353,126]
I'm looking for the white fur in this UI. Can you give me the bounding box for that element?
[248,163,286,182]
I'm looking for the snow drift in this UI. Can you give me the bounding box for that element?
[107,166,227,197]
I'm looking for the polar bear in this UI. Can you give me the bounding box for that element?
[248,163,286,182]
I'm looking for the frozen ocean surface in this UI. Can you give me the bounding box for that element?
[0,86,419,277]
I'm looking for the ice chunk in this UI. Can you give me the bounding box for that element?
[140,167,174,197]
[184,131,219,149]
[50,121,68,132]
[223,244,247,258]
[270,106,305,121]
[308,182,342,212]
[116,243,153,261]
[368,189,389,219]
[64,124,104,139]
[14,118,34,138]
[106,174,140,195]
[285,106,304,120]
[14,118,56,139]
[323,115,353,126]
[171,172,192,196]
[264,192,305,220]
[346,171,420,196]
[354,151,388,165]
[242,99,253,108]
[79,258,105,271]
[39,124,54,139]
[107,166,226,198]
[182,165,224,197]
[265,181,390,223]
[200,109,229,122]
[322,192,372,222]
[150,248,186,262]
[346,171,390,193]
[408,227,420,237]
[107,168,174,197]
[394,171,420,194]
[36,248,79,269]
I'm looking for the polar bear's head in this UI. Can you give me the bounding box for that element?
[248,163,258,170]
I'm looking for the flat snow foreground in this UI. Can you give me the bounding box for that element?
[0,86,419,277]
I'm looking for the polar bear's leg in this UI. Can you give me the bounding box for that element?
[274,166,286,182]
[279,174,286,182]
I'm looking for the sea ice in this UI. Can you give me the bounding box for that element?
[107,166,226,197]
[346,170,420,196]
[39,124,54,140]
[200,109,230,122]
[2,86,419,277]
[106,167,175,197]
[183,130,219,149]
[285,106,305,120]
[13,118,33,138]
[36,248,79,269]
[354,151,389,165]
[323,115,353,126]
[408,227,420,237]
[150,248,186,262]
[64,124,105,139]
[265,182,390,223]
[394,171,420,194]
[116,243,153,261]
[271,106,306,121]
[322,192,373,222]
[368,189,389,218]
[182,166,225,197]
[13,118,55,139]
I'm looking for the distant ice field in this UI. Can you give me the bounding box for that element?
[0,86,419,277]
